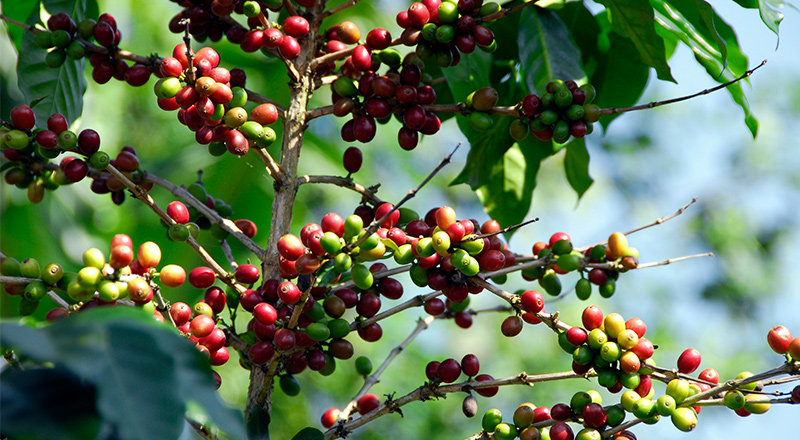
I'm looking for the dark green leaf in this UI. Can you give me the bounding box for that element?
[666,0,728,66]
[591,30,650,129]
[564,138,593,201]
[0,307,244,440]
[17,2,89,125]
[596,0,675,82]
[651,0,758,136]
[0,1,39,53]
[441,49,492,104]
[247,406,271,440]
[518,7,585,94]
[291,427,324,440]
[556,1,603,75]
[0,367,102,440]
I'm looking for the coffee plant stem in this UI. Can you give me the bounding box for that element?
[326,370,586,440]
[342,143,461,253]
[319,0,365,20]
[296,175,383,205]
[352,291,442,330]
[219,240,238,271]
[252,146,286,184]
[185,416,220,440]
[339,315,437,421]
[105,165,246,294]
[144,172,266,258]
[600,61,768,116]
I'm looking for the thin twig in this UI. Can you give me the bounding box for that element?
[468,218,540,241]
[600,60,768,115]
[297,175,382,205]
[341,144,461,253]
[577,198,699,252]
[479,0,540,23]
[144,171,266,260]
[252,147,285,185]
[185,417,220,440]
[318,0,364,20]
[350,291,441,331]
[469,277,570,333]
[105,166,245,294]
[324,370,585,440]
[219,240,238,271]
[338,316,436,421]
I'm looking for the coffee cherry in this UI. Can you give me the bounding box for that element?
[280,36,301,60]
[160,264,186,287]
[671,407,697,432]
[341,146,363,174]
[283,16,310,39]
[767,325,793,354]
[437,358,462,383]
[138,241,161,268]
[677,348,701,374]
[190,314,216,338]
[789,336,800,361]
[321,407,340,428]
[10,105,35,131]
[356,393,380,415]
[501,315,523,337]
[235,264,261,284]
[278,281,302,305]
[338,21,361,44]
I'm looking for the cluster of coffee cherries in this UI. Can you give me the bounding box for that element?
[463,86,499,132]
[87,146,154,206]
[0,236,175,318]
[166,0,253,46]
[332,52,440,150]
[153,44,280,156]
[513,80,601,144]
[1,105,138,205]
[34,11,154,87]
[520,231,636,301]
[397,0,500,68]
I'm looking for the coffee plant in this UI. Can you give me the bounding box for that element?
[0,1,798,440]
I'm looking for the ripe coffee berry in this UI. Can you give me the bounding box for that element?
[343,146,362,174]
[677,348,701,374]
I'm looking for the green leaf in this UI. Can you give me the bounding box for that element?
[291,427,324,440]
[556,1,603,74]
[0,367,102,440]
[596,0,675,82]
[0,1,39,53]
[247,406,271,440]
[17,0,96,125]
[0,307,244,440]
[651,0,758,136]
[758,0,784,38]
[591,29,650,129]
[441,49,492,104]
[518,7,585,94]
[564,138,593,201]
[730,0,789,38]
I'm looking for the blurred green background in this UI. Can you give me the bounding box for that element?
[2,1,799,439]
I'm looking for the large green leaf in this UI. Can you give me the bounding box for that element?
[666,0,728,65]
[564,138,593,200]
[651,0,758,136]
[730,0,789,38]
[0,307,245,440]
[16,0,98,125]
[0,367,103,440]
[596,0,675,82]
[0,2,39,53]
[556,1,603,75]
[590,29,650,129]
[518,7,585,94]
